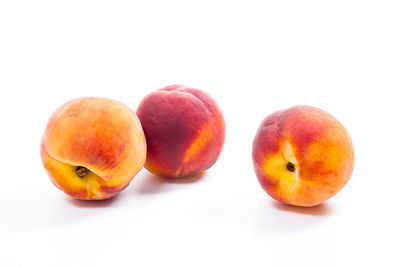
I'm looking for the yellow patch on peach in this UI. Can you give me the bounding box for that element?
[183,122,214,164]
[262,141,300,202]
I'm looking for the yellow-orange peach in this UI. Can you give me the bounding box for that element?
[136,85,225,178]
[41,97,146,200]
[252,106,354,207]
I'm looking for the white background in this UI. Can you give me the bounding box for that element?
[1,1,399,266]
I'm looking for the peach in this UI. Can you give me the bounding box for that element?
[136,85,225,178]
[252,106,354,207]
[41,97,147,200]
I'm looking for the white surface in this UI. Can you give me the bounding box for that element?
[1,1,399,266]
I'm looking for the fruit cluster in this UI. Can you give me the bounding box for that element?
[41,85,354,207]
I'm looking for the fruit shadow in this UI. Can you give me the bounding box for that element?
[46,194,125,226]
[272,201,333,216]
[133,171,206,194]
[66,195,120,208]
[254,200,335,234]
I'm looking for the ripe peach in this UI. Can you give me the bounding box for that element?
[136,85,225,178]
[252,106,354,207]
[41,97,147,200]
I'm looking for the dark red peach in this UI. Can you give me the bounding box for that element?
[137,85,225,178]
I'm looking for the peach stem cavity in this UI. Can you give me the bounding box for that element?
[286,162,296,172]
[76,166,89,178]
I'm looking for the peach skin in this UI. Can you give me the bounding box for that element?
[41,97,147,200]
[252,106,354,207]
[136,85,225,178]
